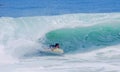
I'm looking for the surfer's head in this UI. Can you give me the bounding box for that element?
[55,43,59,48]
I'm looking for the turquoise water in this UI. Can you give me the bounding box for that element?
[45,24,120,53]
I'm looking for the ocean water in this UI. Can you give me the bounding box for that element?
[1,0,120,17]
[0,0,120,72]
[0,13,120,72]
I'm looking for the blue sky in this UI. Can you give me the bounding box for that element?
[0,0,120,17]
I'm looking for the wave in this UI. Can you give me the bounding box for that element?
[0,13,120,57]
[44,24,120,53]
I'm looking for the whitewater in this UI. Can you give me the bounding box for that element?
[0,13,120,72]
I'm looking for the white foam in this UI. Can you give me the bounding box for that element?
[0,44,17,64]
[67,44,120,61]
[6,39,42,58]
